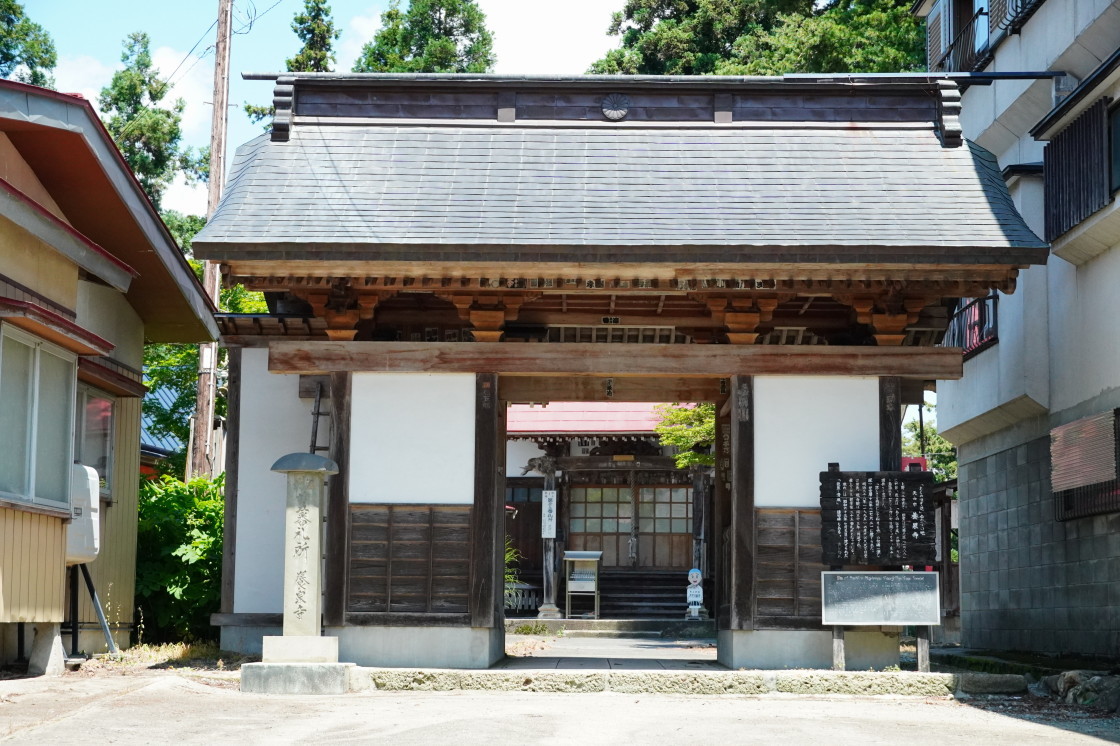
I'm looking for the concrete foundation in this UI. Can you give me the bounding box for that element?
[220,625,282,656]
[717,628,900,671]
[327,625,505,669]
[27,623,65,676]
[240,662,355,695]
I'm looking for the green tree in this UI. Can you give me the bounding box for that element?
[144,213,266,477]
[245,0,340,124]
[135,475,224,642]
[352,0,495,73]
[902,403,957,482]
[99,32,206,210]
[654,402,716,468]
[589,0,814,75]
[0,0,56,87]
[590,0,923,75]
[722,0,925,74]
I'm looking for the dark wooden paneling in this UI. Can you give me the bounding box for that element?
[728,376,755,630]
[879,376,902,472]
[348,504,472,614]
[219,346,242,615]
[324,371,352,626]
[469,372,503,627]
[1045,97,1111,240]
[753,509,827,630]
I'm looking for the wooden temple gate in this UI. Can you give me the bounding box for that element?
[198,72,1046,668]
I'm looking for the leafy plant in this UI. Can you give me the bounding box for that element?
[512,622,556,636]
[902,402,958,482]
[0,0,56,87]
[653,402,715,468]
[504,535,520,587]
[134,475,224,643]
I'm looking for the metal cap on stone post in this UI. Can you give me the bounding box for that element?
[270,453,338,642]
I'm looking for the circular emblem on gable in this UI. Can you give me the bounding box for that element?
[601,93,631,121]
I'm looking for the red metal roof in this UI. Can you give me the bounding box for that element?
[507,402,663,434]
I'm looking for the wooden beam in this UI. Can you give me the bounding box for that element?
[500,375,726,403]
[219,346,242,615]
[268,342,965,379]
[729,376,755,631]
[469,373,503,628]
[323,371,352,626]
[879,376,903,471]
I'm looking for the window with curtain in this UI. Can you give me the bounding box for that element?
[0,325,76,509]
[75,385,114,497]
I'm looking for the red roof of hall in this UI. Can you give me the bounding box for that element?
[507,402,662,434]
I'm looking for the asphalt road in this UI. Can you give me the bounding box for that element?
[3,673,1119,745]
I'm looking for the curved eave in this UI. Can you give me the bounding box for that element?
[0,80,218,342]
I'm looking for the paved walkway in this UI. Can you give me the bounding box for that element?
[497,635,721,670]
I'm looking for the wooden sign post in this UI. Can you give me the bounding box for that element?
[820,463,939,671]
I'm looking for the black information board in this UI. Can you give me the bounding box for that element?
[819,464,936,566]
[821,571,940,625]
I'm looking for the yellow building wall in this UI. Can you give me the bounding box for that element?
[0,133,78,309]
[0,508,66,622]
[0,219,79,309]
[71,396,141,651]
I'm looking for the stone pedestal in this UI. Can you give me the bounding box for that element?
[241,453,349,695]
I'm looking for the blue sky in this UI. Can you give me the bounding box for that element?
[33,0,619,214]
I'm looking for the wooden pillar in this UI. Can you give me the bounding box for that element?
[537,459,562,619]
[879,376,902,472]
[323,371,352,627]
[713,395,732,626]
[219,346,242,615]
[469,373,504,628]
[916,626,931,672]
[728,376,754,630]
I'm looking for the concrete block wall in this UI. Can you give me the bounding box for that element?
[958,436,1120,656]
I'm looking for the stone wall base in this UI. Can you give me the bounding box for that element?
[327,625,505,669]
[241,662,355,694]
[717,628,899,670]
[220,625,282,656]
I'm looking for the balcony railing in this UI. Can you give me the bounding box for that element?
[931,0,1048,73]
[932,9,988,73]
[989,0,1048,33]
[942,294,998,359]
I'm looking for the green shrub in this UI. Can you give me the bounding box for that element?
[135,475,224,643]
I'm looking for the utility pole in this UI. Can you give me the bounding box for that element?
[189,0,232,480]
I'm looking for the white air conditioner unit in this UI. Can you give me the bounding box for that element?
[66,464,100,565]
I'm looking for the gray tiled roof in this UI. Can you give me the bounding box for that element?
[194,124,1047,265]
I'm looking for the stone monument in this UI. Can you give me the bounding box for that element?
[240,453,354,694]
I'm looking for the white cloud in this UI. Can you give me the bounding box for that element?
[52,54,117,116]
[162,173,209,217]
[336,0,618,76]
[339,5,390,72]
[153,46,215,143]
[477,0,617,74]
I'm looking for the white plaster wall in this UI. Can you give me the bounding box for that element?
[75,280,143,368]
[506,439,545,478]
[349,373,476,504]
[942,1,1120,445]
[1049,242,1120,413]
[233,348,313,613]
[753,377,879,508]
